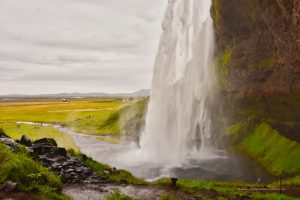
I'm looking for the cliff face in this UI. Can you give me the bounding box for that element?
[212,1,300,177]
[213,0,300,98]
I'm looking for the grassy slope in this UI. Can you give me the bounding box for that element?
[0,144,68,200]
[240,123,300,175]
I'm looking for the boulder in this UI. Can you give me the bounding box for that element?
[20,135,32,147]
[32,138,57,147]
[0,138,18,149]
[30,145,67,157]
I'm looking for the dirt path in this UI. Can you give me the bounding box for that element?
[63,183,195,200]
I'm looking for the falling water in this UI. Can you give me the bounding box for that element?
[139,0,216,166]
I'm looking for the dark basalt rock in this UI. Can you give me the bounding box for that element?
[32,138,57,147]
[20,135,32,147]
[1,180,18,193]
[0,134,111,184]
[0,138,18,150]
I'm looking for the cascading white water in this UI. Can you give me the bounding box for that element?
[139,0,216,166]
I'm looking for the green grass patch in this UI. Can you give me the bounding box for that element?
[99,99,148,135]
[155,178,294,200]
[240,123,300,175]
[159,193,179,200]
[282,175,300,185]
[225,123,242,136]
[0,143,69,200]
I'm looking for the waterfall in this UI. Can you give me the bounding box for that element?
[139,0,216,166]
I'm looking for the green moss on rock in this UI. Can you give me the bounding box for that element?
[253,58,276,68]
[216,45,233,88]
[212,0,221,33]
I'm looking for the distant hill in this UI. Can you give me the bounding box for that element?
[0,89,150,99]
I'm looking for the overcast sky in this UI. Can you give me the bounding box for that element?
[0,0,166,95]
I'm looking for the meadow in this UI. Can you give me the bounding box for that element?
[0,98,132,150]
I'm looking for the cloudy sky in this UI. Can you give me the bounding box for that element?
[0,0,166,95]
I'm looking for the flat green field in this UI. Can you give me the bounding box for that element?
[0,98,130,150]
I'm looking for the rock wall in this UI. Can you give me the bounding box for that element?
[212,1,300,175]
[213,0,300,98]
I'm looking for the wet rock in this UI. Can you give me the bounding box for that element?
[54,147,67,156]
[20,135,32,147]
[30,144,52,155]
[171,178,178,187]
[83,167,93,175]
[33,138,57,147]
[0,138,18,149]
[65,168,75,173]
[1,180,18,193]
[30,145,67,157]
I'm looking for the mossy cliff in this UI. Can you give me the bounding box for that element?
[212,0,300,180]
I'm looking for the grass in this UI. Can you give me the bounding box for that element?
[99,99,148,136]
[0,99,128,135]
[0,98,148,137]
[1,123,79,151]
[0,143,69,200]
[0,99,125,124]
[225,123,242,136]
[155,178,295,200]
[240,123,300,175]
[159,193,180,200]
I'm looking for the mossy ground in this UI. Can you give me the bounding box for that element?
[240,123,300,175]
[0,143,69,200]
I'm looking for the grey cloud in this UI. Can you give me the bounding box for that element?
[0,0,167,94]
